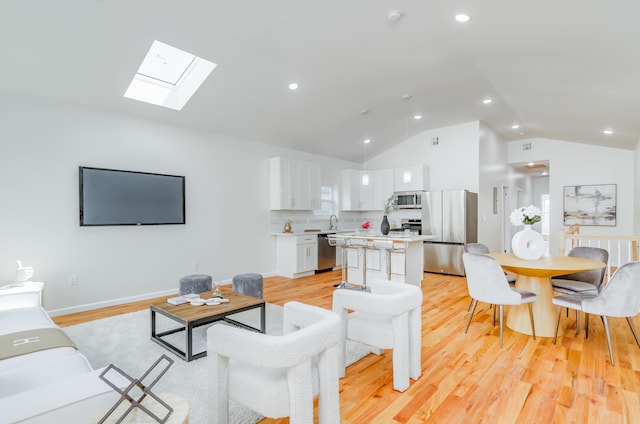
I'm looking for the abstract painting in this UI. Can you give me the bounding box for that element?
[563,184,616,226]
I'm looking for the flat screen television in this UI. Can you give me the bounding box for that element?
[79,166,185,226]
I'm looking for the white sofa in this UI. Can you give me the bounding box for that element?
[0,283,125,423]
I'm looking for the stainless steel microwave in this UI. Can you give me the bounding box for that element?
[393,191,424,209]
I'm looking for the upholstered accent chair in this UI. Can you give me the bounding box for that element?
[551,247,608,334]
[553,261,640,366]
[462,252,537,347]
[463,243,516,311]
[207,301,341,424]
[332,279,423,392]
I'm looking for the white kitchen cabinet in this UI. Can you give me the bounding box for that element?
[394,165,429,192]
[275,234,318,278]
[373,168,395,210]
[269,157,321,210]
[341,168,394,211]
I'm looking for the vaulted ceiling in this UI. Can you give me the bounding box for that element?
[1,1,638,162]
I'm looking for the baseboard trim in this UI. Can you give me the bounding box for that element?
[46,272,276,317]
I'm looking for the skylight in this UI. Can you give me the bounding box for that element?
[124,40,216,111]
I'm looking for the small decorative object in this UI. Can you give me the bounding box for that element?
[381,195,399,235]
[15,260,34,283]
[283,219,293,233]
[98,355,174,423]
[361,221,370,229]
[381,216,390,235]
[510,205,544,260]
[213,280,222,298]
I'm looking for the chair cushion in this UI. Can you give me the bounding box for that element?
[228,359,319,418]
[552,279,599,293]
[347,312,394,349]
[552,293,597,311]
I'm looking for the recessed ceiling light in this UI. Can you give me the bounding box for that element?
[402,94,413,100]
[363,139,371,144]
[413,114,422,120]
[455,14,471,23]
[528,162,535,167]
[542,172,548,176]
[124,40,216,111]
[512,124,520,129]
[288,82,299,90]
[482,98,492,104]
[519,132,526,136]
[603,129,613,135]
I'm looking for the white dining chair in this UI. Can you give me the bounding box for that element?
[462,252,537,348]
[552,261,640,366]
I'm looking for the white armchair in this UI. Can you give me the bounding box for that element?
[332,279,423,392]
[207,301,341,424]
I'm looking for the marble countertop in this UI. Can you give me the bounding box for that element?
[331,233,434,242]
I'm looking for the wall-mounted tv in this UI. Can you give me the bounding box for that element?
[79,166,185,226]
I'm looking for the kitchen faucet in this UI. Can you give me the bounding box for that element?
[329,215,338,230]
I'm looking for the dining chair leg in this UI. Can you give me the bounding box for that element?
[626,317,640,349]
[602,316,615,366]
[553,306,562,344]
[493,304,497,327]
[575,310,580,336]
[499,305,504,348]
[468,298,473,311]
[527,303,536,340]
[465,299,478,334]
[585,313,590,339]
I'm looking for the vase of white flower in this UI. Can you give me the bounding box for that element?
[509,205,544,260]
[381,195,399,235]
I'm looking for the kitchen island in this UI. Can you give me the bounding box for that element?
[332,233,433,287]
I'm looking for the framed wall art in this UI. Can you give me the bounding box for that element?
[563,184,616,226]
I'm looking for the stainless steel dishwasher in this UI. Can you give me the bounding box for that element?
[317,233,337,271]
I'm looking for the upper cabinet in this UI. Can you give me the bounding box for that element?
[341,168,394,211]
[270,157,321,210]
[394,165,429,192]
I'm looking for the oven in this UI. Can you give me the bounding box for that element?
[401,219,422,235]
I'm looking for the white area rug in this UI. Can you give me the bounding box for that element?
[65,303,371,424]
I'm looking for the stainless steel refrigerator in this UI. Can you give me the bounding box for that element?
[422,190,477,276]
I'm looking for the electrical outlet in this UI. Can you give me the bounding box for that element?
[69,275,78,286]
[192,262,199,271]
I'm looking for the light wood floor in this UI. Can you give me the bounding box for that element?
[54,271,640,423]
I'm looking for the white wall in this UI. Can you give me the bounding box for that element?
[477,122,509,251]
[367,121,480,192]
[0,92,357,314]
[635,138,640,234]
[508,138,634,254]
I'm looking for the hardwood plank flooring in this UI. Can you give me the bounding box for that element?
[53,270,640,423]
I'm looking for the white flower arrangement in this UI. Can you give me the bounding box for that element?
[383,195,399,216]
[510,205,542,226]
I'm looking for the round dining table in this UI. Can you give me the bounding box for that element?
[488,253,605,337]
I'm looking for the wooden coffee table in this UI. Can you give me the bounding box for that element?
[150,289,265,361]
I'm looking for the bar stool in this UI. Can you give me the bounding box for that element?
[329,235,353,289]
[372,240,406,280]
[350,238,371,292]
